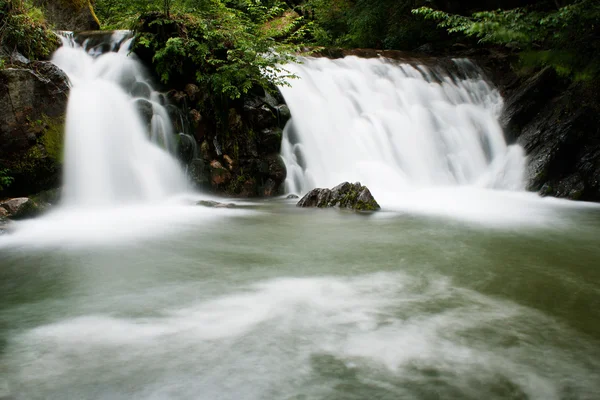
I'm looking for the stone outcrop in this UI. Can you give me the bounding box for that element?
[297,182,381,211]
[165,84,290,198]
[499,67,600,201]
[0,60,70,198]
[32,0,100,31]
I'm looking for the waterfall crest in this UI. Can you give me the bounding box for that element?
[279,56,526,209]
[52,31,188,207]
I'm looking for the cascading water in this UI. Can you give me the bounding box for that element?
[279,56,527,213]
[52,31,188,207]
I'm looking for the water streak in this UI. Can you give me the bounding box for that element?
[52,32,187,207]
[279,56,527,214]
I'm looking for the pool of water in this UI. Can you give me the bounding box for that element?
[1,198,600,400]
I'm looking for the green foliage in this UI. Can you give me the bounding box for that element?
[134,3,300,100]
[413,0,600,79]
[0,168,14,191]
[0,0,60,60]
[299,0,439,49]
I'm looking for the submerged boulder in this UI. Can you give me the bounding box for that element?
[297,182,381,211]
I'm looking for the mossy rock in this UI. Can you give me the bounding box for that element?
[297,182,381,211]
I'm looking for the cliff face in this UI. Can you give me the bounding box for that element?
[493,64,600,202]
[0,57,70,198]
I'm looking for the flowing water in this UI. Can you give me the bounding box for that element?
[52,31,188,207]
[1,42,600,400]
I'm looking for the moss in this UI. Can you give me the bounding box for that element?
[40,115,65,163]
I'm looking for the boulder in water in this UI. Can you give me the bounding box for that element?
[0,197,45,219]
[297,182,381,211]
[197,200,236,208]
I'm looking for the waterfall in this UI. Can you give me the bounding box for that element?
[52,31,188,207]
[279,56,527,210]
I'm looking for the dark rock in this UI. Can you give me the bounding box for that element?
[32,0,100,31]
[184,84,200,101]
[0,62,69,197]
[500,67,568,142]
[261,178,277,197]
[286,194,299,199]
[209,160,232,187]
[200,140,211,161]
[189,109,202,124]
[189,158,209,188]
[297,182,381,211]
[197,200,236,208]
[276,104,291,128]
[502,75,600,201]
[260,128,283,154]
[134,98,154,126]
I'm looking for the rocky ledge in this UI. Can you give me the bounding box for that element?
[297,182,380,211]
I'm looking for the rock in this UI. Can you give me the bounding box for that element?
[134,98,154,126]
[286,194,299,199]
[188,158,209,188]
[0,62,69,197]
[197,200,235,208]
[200,140,211,161]
[500,68,600,201]
[261,178,277,197]
[10,50,30,66]
[276,104,291,128]
[0,197,44,219]
[184,84,200,101]
[223,155,234,170]
[131,81,152,99]
[32,0,100,31]
[189,109,202,123]
[297,182,380,211]
[209,160,232,187]
[260,128,283,154]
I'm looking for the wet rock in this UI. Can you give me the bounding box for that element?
[501,69,600,201]
[131,81,152,99]
[261,178,277,197]
[276,104,291,128]
[297,182,380,211]
[286,194,299,199]
[197,200,236,208]
[134,98,154,126]
[260,128,283,154]
[189,158,209,188]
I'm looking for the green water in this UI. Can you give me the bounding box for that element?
[1,201,600,400]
